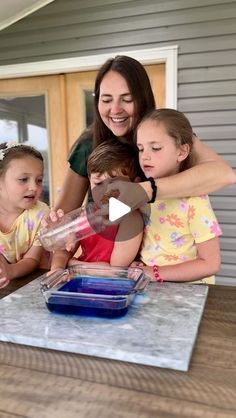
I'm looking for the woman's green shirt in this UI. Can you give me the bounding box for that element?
[68,134,93,178]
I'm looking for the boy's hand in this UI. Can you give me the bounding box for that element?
[41,208,64,229]
[64,233,79,252]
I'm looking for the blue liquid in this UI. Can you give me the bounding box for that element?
[46,299,129,318]
[59,276,134,295]
[46,276,134,318]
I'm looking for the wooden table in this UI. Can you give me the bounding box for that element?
[0,273,235,418]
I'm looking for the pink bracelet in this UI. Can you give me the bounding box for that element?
[152,265,164,283]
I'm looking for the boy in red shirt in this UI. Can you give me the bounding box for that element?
[50,140,143,271]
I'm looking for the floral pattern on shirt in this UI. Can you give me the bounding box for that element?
[141,195,222,268]
[0,201,49,263]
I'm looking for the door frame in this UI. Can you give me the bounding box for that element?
[0,46,178,109]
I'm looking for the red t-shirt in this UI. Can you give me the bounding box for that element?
[78,225,119,263]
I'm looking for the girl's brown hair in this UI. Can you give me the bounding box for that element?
[137,108,194,171]
[0,143,43,177]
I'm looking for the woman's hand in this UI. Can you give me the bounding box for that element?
[101,177,151,212]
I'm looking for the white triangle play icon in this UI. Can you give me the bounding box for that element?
[109,197,131,222]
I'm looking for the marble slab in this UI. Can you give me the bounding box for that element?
[0,279,208,371]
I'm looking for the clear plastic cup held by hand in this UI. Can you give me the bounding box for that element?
[38,202,106,252]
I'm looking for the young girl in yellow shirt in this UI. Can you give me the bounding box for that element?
[0,143,49,288]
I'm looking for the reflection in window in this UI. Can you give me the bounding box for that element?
[84,90,94,127]
[0,95,50,205]
[28,124,49,204]
[0,119,18,142]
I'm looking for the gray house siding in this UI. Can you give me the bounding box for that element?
[0,0,235,285]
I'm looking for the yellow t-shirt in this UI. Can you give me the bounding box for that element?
[0,201,49,263]
[141,195,222,284]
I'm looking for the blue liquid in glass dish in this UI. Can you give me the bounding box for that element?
[59,276,134,295]
[46,276,135,318]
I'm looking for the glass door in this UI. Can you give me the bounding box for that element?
[0,95,49,203]
[65,71,97,149]
[0,75,68,205]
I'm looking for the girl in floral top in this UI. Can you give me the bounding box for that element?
[0,143,49,288]
[134,108,222,284]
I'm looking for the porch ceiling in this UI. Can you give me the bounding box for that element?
[0,0,55,31]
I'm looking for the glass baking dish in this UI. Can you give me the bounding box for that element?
[40,265,149,318]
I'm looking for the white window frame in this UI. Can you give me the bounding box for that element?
[0,46,178,109]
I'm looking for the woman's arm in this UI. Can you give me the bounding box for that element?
[143,137,236,200]
[102,139,236,209]
[142,160,235,201]
[110,211,143,267]
[143,237,221,282]
[54,165,89,212]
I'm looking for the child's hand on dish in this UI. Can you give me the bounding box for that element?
[68,257,80,266]
[0,276,10,288]
[130,260,145,268]
[130,262,157,282]
[0,255,10,288]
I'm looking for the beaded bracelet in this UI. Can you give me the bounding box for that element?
[153,265,164,283]
[147,177,157,203]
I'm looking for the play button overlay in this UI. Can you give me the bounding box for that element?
[88,177,151,242]
[109,197,131,222]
